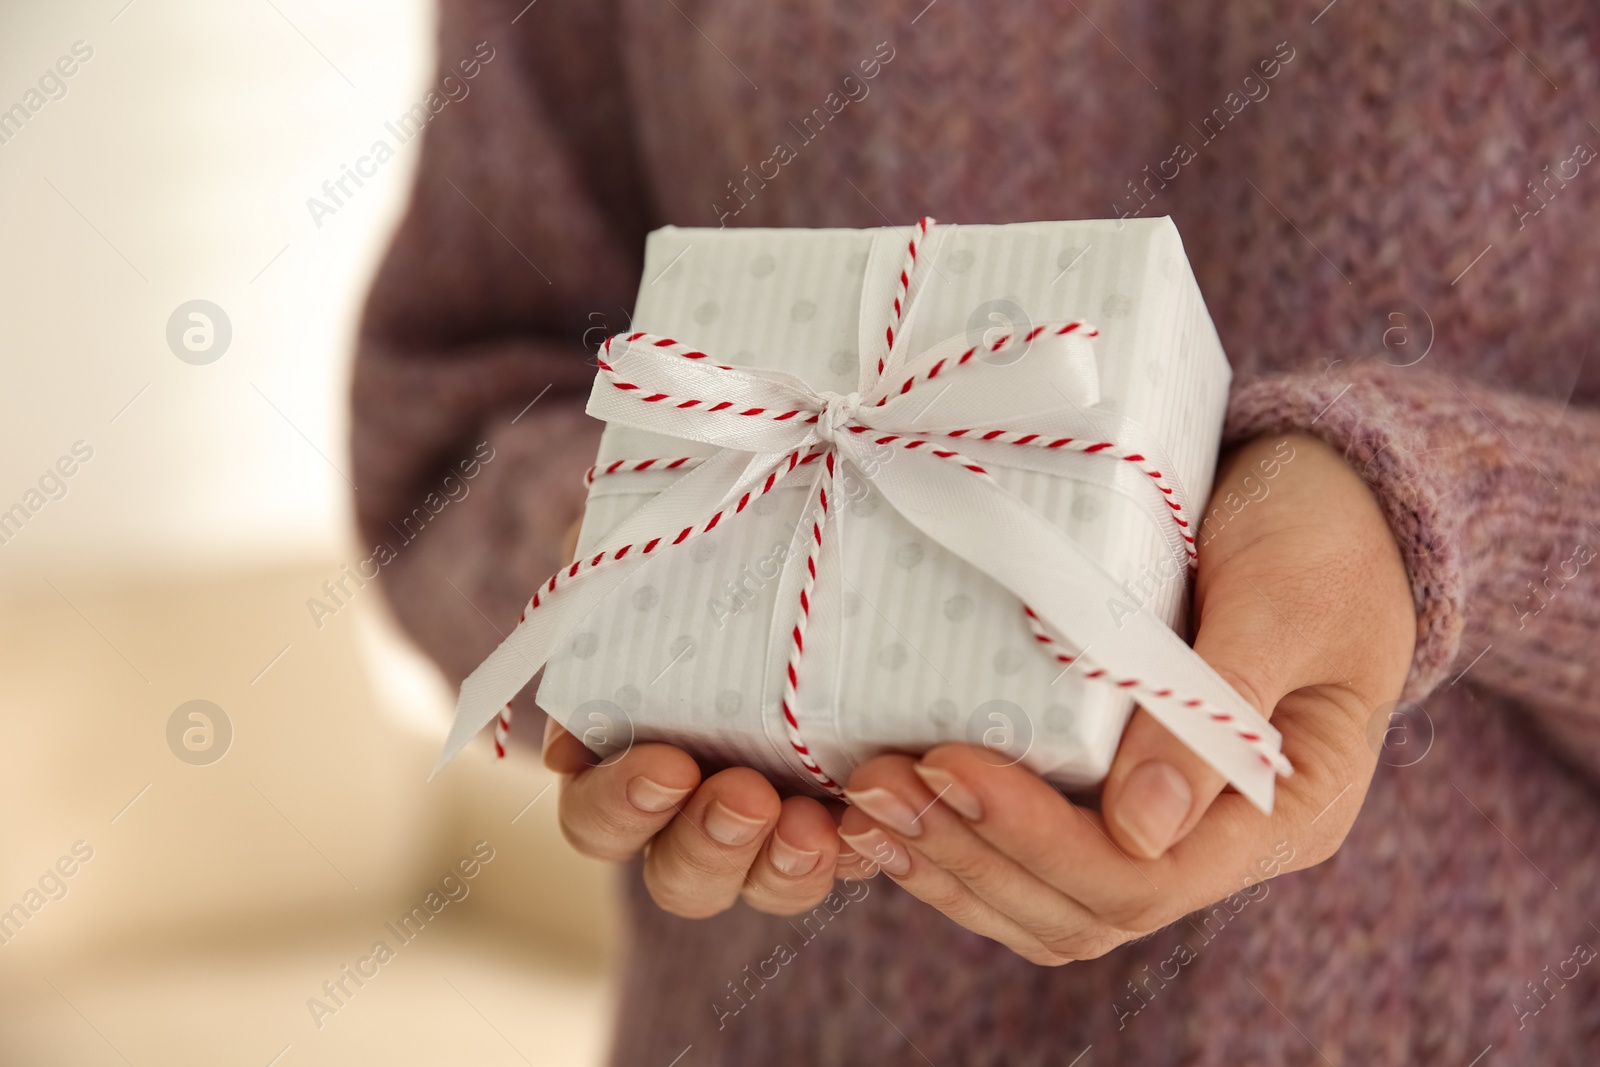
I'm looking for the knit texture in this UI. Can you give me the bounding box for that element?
[352,0,1600,1061]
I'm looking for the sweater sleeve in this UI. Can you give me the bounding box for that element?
[351,0,648,684]
[1224,359,1600,770]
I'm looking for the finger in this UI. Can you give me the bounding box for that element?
[922,742,1318,935]
[918,745,1276,930]
[739,796,841,915]
[836,803,1062,965]
[1100,706,1229,859]
[843,756,1107,957]
[1098,554,1335,860]
[912,746,1170,922]
[833,834,883,882]
[556,742,700,861]
[643,767,782,919]
[542,717,595,774]
[1155,690,1379,916]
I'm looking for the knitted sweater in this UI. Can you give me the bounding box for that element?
[352,1,1600,1062]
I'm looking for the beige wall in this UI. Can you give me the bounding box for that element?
[0,4,616,1064]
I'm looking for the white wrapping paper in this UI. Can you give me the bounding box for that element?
[531,217,1242,798]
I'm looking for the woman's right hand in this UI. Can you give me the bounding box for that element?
[542,719,849,917]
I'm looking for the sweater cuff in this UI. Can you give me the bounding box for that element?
[1222,363,1467,702]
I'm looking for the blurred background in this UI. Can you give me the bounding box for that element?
[0,3,616,1064]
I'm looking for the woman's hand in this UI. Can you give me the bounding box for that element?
[542,722,847,917]
[835,433,1417,964]
[544,516,852,918]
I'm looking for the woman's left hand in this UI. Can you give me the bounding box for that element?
[834,433,1417,965]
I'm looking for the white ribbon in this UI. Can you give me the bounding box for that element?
[437,225,1290,813]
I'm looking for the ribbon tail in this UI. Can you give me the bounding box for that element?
[433,551,658,777]
[858,445,1286,813]
[432,447,796,776]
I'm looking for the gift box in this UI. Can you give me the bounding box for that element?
[439,217,1288,810]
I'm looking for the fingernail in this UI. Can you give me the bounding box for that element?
[842,787,924,837]
[1114,761,1193,858]
[911,764,983,821]
[625,776,690,814]
[768,831,822,877]
[704,801,767,846]
[838,829,910,877]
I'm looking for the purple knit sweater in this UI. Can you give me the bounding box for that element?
[352,1,1600,1062]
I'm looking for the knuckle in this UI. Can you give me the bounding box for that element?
[558,818,631,862]
[935,844,1013,891]
[1044,922,1124,962]
[673,840,748,886]
[559,795,648,861]
[1099,894,1165,933]
[563,832,626,863]
[1207,662,1275,721]
[1300,827,1346,869]
[643,857,736,919]
[1021,944,1075,967]
[939,895,1000,934]
[742,879,832,916]
[650,889,727,920]
[915,879,980,922]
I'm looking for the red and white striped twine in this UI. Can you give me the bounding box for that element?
[585,456,704,485]
[880,216,931,376]
[1021,606,1287,773]
[525,448,821,618]
[778,453,845,794]
[494,700,512,759]
[912,428,1193,560]
[871,320,1099,407]
[597,348,824,426]
[601,331,734,370]
[493,448,823,755]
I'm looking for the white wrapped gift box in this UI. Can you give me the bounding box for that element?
[522,217,1251,798]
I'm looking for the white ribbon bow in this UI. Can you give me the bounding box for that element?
[437,219,1290,812]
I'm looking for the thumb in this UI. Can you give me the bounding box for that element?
[1100,567,1323,859]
